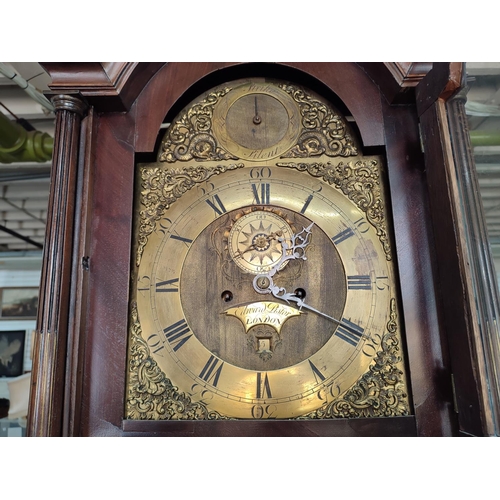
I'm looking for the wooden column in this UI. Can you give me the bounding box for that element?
[418,63,500,435]
[446,87,500,435]
[27,95,87,437]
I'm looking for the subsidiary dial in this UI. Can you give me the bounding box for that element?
[228,210,294,274]
[226,94,289,150]
[212,81,301,160]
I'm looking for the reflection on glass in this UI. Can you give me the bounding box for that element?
[466,62,500,288]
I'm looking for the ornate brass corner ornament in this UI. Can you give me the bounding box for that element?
[159,87,238,163]
[299,298,409,419]
[277,159,391,260]
[279,84,358,158]
[158,82,359,164]
[126,304,229,420]
[136,162,245,265]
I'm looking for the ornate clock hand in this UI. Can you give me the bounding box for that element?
[265,222,312,276]
[256,278,367,338]
[252,222,365,334]
[252,223,313,293]
[265,285,341,326]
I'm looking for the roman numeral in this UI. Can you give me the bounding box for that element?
[347,275,372,290]
[155,278,179,292]
[308,360,326,384]
[199,355,224,387]
[205,194,227,216]
[256,372,272,399]
[252,183,270,205]
[163,319,192,352]
[335,319,365,347]
[332,227,354,245]
[170,234,193,245]
[301,194,314,214]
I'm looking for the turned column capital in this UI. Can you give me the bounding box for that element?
[51,94,87,116]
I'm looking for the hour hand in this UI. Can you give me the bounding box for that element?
[269,223,313,278]
[252,223,313,295]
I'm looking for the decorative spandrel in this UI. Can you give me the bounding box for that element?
[159,88,238,163]
[299,299,409,419]
[276,160,391,260]
[136,162,244,265]
[159,81,359,164]
[279,84,358,158]
[126,304,229,420]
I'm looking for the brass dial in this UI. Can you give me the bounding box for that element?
[131,166,394,418]
[226,95,288,149]
[212,82,301,160]
[127,78,410,421]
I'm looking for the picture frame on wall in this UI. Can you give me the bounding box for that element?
[0,287,38,319]
[0,330,26,377]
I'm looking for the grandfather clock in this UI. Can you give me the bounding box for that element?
[27,62,500,436]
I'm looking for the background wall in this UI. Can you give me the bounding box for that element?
[0,257,41,399]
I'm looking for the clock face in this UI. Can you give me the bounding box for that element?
[127,78,410,421]
[212,82,301,160]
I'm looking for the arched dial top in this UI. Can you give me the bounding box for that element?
[212,82,301,161]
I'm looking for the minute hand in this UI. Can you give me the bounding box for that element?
[252,224,365,337]
[267,284,368,342]
[268,286,342,326]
